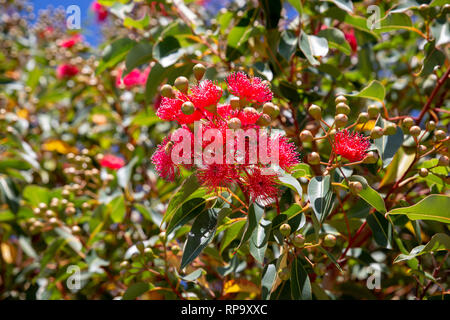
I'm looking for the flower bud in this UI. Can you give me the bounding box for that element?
[131,252,140,261]
[39,203,47,210]
[278,268,291,281]
[438,155,449,167]
[426,120,436,131]
[363,151,378,164]
[120,261,130,269]
[299,130,313,143]
[434,129,446,140]
[227,117,242,129]
[308,104,322,120]
[370,126,384,139]
[349,181,363,194]
[418,144,427,155]
[357,112,369,124]
[174,76,189,93]
[256,113,272,127]
[71,225,81,234]
[262,102,280,119]
[323,234,336,247]
[335,95,347,104]
[367,104,380,119]
[409,125,421,137]
[383,123,397,136]
[181,101,195,115]
[279,223,291,236]
[402,117,414,130]
[419,168,428,177]
[144,247,154,259]
[65,206,76,216]
[308,152,320,165]
[193,63,206,81]
[161,84,175,98]
[230,97,240,110]
[49,217,59,227]
[334,114,348,128]
[292,233,305,247]
[329,129,336,139]
[336,102,350,115]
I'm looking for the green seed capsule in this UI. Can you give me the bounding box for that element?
[256,113,272,127]
[161,84,175,98]
[383,123,397,136]
[402,117,414,130]
[193,63,206,81]
[174,76,189,93]
[370,126,384,139]
[336,102,350,115]
[335,95,347,104]
[308,152,320,165]
[367,104,380,118]
[349,181,363,194]
[409,126,421,137]
[335,114,348,128]
[227,117,242,129]
[357,112,369,124]
[419,168,428,177]
[323,234,336,247]
[292,233,305,247]
[279,223,291,236]
[308,105,322,120]
[181,101,195,115]
[299,130,313,143]
[262,102,280,119]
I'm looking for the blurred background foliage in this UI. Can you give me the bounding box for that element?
[0,0,449,300]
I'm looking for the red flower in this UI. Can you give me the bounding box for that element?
[56,64,79,79]
[151,138,179,181]
[156,92,203,125]
[237,107,261,126]
[115,67,150,88]
[344,29,357,53]
[274,135,300,171]
[226,72,272,104]
[243,167,279,205]
[59,34,82,48]
[190,80,223,112]
[100,154,125,170]
[91,1,108,22]
[333,129,370,162]
[197,163,238,191]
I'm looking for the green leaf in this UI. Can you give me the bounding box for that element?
[123,15,150,30]
[179,269,204,282]
[0,177,20,213]
[287,0,303,14]
[249,218,271,264]
[153,36,184,68]
[418,43,445,78]
[23,185,50,207]
[122,282,149,300]
[347,80,385,103]
[431,18,450,47]
[236,203,265,250]
[291,256,312,300]
[0,210,15,222]
[180,207,231,269]
[318,247,343,273]
[219,219,246,254]
[394,233,450,263]
[366,211,393,249]
[54,227,83,253]
[299,32,329,66]
[261,260,277,300]
[279,30,298,61]
[291,163,313,178]
[307,175,335,224]
[117,157,138,189]
[325,7,379,39]
[145,62,167,102]
[97,38,136,74]
[110,195,126,223]
[376,13,413,33]
[163,174,204,225]
[317,28,351,55]
[349,176,387,214]
[278,172,303,198]
[124,41,153,76]
[166,197,206,235]
[374,118,404,168]
[324,0,354,13]
[387,195,450,223]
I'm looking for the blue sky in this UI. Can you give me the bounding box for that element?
[31,0,103,46]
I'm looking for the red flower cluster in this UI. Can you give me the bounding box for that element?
[59,34,82,48]
[333,129,370,162]
[152,71,300,205]
[91,1,108,22]
[100,154,125,170]
[115,67,151,88]
[56,64,79,79]
[344,28,357,53]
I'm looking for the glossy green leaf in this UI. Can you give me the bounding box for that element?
[249,218,271,264]
[236,203,265,250]
[124,41,153,75]
[153,36,184,68]
[308,175,335,224]
[374,119,404,168]
[110,195,126,223]
[387,195,450,223]
[166,197,206,235]
[394,233,450,263]
[97,38,136,74]
[317,28,351,55]
[261,260,277,300]
[349,176,387,214]
[279,172,303,198]
[291,256,312,300]
[122,282,149,300]
[324,0,354,13]
[366,211,393,249]
[347,80,385,103]
[180,207,231,269]
[299,32,329,66]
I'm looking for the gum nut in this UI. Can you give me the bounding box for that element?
[300,130,313,143]
[402,117,414,130]
[308,105,322,120]
[174,76,189,93]
[409,126,421,137]
[308,152,320,165]
[227,117,242,129]
[181,101,195,115]
[357,112,369,123]
[256,113,272,126]
[336,102,350,115]
[335,95,347,104]
[193,63,206,81]
[161,84,175,98]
